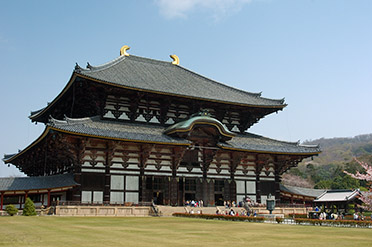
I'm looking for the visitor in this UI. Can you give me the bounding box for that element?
[229,208,235,216]
[360,213,365,221]
[353,212,358,221]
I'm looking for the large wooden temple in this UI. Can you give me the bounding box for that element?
[2,45,320,209]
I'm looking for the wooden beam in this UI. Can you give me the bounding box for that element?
[0,192,3,210]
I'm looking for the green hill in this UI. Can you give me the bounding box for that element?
[282,134,372,190]
[304,134,372,165]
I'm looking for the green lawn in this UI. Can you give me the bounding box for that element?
[0,216,371,247]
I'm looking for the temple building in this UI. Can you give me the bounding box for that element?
[2,45,320,209]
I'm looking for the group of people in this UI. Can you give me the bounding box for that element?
[223,201,237,208]
[313,206,371,221]
[185,200,204,207]
[352,212,371,221]
[215,207,257,217]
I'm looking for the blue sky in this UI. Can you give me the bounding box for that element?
[1,0,371,176]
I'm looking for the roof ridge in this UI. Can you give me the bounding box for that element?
[76,55,126,73]
[48,116,93,127]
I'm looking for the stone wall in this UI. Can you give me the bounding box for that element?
[55,205,153,216]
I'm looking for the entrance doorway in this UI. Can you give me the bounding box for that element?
[215,193,224,206]
[185,193,196,201]
[153,192,163,205]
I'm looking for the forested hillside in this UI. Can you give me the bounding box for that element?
[282,134,372,190]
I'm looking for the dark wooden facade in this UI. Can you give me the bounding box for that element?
[4,47,320,206]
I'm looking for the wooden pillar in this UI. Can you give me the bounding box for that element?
[25,191,28,201]
[0,192,3,210]
[104,142,116,204]
[274,164,282,204]
[171,146,187,206]
[230,152,242,204]
[19,196,23,210]
[47,189,51,207]
[73,138,86,202]
[170,178,178,206]
[255,166,262,204]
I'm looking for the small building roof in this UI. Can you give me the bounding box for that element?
[0,173,78,192]
[314,189,360,203]
[280,184,325,198]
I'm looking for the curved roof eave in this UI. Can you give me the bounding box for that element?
[4,126,52,164]
[29,72,78,122]
[30,71,286,123]
[217,143,321,156]
[4,124,191,164]
[77,73,287,109]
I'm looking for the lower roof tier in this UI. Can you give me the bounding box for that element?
[4,116,320,166]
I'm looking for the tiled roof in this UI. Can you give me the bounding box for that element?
[0,173,78,192]
[280,184,325,198]
[50,117,319,154]
[49,116,190,145]
[76,55,285,108]
[219,133,321,155]
[314,189,360,202]
[5,116,320,164]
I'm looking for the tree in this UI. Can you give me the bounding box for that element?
[23,198,37,216]
[282,173,314,188]
[5,205,18,216]
[344,158,372,211]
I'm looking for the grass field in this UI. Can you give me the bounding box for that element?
[1,216,372,247]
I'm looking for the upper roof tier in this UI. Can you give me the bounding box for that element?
[30,47,286,125]
[76,54,285,107]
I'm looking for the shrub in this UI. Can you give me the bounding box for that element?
[5,204,18,216]
[276,217,284,224]
[289,213,307,218]
[23,198,37,216]
[172,213,265,223]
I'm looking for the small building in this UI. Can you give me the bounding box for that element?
[0,174,78,209]
[2,45,320,209]
[314,189,361,213]
[280,184,325,206]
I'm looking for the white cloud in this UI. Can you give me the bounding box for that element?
[155,0,253,20]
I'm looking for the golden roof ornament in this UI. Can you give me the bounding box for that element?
[170,54,179,65]
[120,45,130,56]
